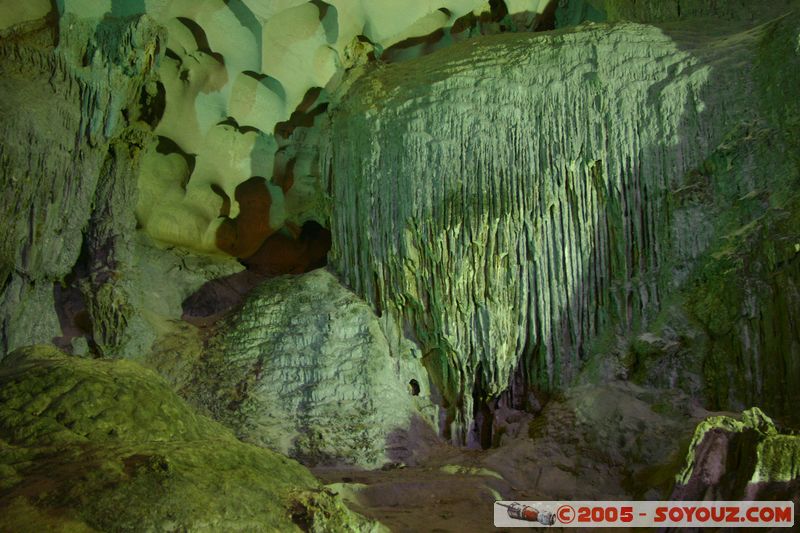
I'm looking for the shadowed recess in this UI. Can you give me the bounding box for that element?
[242,221,332,276]
[211,183,231,217]
[177,17,225,64]
[243,70,287,101]
[155,135,196,177]
[274,87,327,138]
[310,0,339,44]
[217,116,262,134]
[215,176,275,258]
[272,153,296,193]
[223,0,262,52]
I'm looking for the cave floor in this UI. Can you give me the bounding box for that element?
[314,451,499,533]
[313,380,707,532]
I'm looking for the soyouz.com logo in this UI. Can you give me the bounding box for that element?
[493,501,795,528]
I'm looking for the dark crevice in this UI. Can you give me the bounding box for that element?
[373,271,382,317]
[451,12,478,35]
[183,220,330,325]
[272,154,295,194]
[309,0,331,21]
[164,48,181,62]
[274,87,328,139]
[242,71,286,100]
[489,0,509,21]
[216,176,274,259]
[537,0,558,31]
[470,365,494,449]
[52,239,96,355]
[217,116,262,134]
[382,28,446,60]
[138,80,165,127]
[289,503,312,532]
[155,136,196,176]
[176,17,224,64]
[241,221,331,276]
[47,0,60,45]
[210,184,231,217]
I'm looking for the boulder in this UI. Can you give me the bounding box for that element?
[186,269,433,468]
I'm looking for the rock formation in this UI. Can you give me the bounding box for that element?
[184,269,432,468]
[324,9,800,442]
[0,346,377,531]
[674,407,800,501]
[1,0,799,530]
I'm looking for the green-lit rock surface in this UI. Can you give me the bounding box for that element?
[0,14,164,357]
[324,14,785,440]
[555,0,796,27]
[683,13,800,425]
[185,269,433,468]
[0,345,376,532]
[44,0,502,255]
[674,407,800,500]
[1,0,799,527]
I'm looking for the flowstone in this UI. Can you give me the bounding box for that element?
[0,13,165,358]
[323,18,767,440]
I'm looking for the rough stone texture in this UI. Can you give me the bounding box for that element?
[313,378,707,531]
[114,233,243,374]
[0,24,97,352]
[51,230,243,364]
[129,232,245,320]
[1,1,799,527]
[477,379,706,501]
[613,9,800,427]
[90,0,558,257]
[0,345,377,532]
[0,14,164,357]
[185,269,433,468]
[50,0,512,255]
[680,12,800,426]
[673,407,800,501]
[0,1,52,33]
[324,18,768,441]
[555,0,797,27]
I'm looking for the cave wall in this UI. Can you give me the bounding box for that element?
[0,0,558,356]
[0,2,799,530]
[0,0,796,444]
[0,13,164,356]
[680,12,800,424]
[46,0,558,258]
[324,8,800,440]
[555,0,798,27]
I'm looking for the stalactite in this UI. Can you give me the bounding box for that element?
[324,22,758,441]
